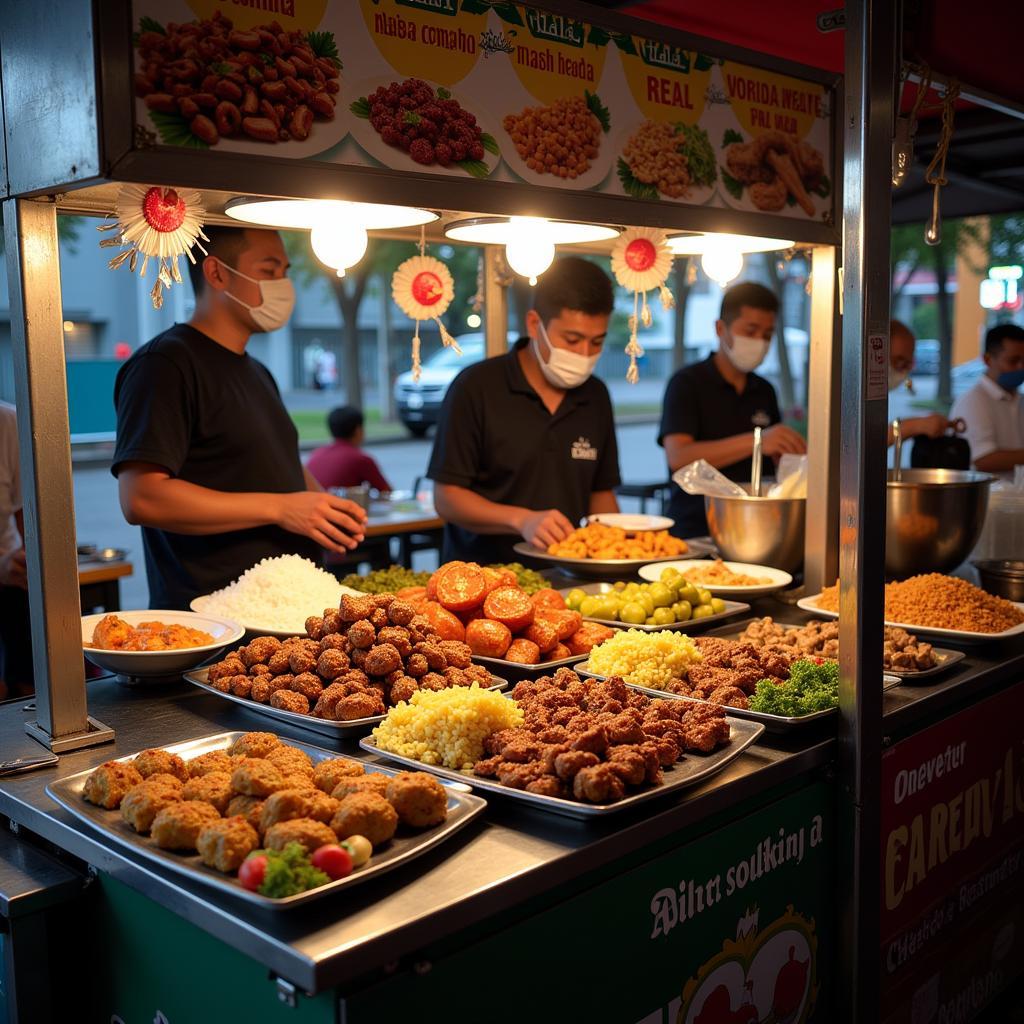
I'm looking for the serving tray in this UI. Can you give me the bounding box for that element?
[556,583,749,632]
[47,731,486,909]
[511,540,714,580]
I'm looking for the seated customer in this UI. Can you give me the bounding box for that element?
[307,407,391,492]
[950,323,1024,476]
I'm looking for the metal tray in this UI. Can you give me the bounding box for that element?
[183,668,509,740]
[46,731,487,909]
[511,539,715,580]
[556,583,749,632]
[702,617,967,681]
[469,652,587,678]
[360,716,764,820]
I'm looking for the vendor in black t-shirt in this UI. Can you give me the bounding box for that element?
[112,226,367,609]
[658,282,806,538]
[428,257,621,563]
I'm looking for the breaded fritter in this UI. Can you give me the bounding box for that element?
[330,792,398,847]
[264,817,337,854]
[226,795,265,834]
[197,816,259,873]
[120,780,182,833]
[265,745,314,777]
[230,758,286,797]
[330,774,390,801]
[187,750,234,778]
[386,772,448,828]
[151,800,222,850]
[82,761,144,809]
[181,771,234,814]
[133,748,189,782]
[227,732,281,759]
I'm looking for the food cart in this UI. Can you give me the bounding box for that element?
[0,2,1022,1021]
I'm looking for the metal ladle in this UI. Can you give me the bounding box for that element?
[751,426,763,497]
[892,417,903,481]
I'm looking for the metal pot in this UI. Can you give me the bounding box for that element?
[886,469,992,577]
[972,559,1024,602]
[704,487,806,573]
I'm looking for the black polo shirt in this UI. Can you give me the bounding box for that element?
[428,340,621,563]
[658,354,780,537]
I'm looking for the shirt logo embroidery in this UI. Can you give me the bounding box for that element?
[752,410,772,428]
[571,437,598,461]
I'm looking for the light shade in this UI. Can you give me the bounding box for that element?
[700,239,745,286]
[667,232,794,255]
[225,197,437,230]
[505,218,555,285]
[310,219,368,278]
[444,216,620,245]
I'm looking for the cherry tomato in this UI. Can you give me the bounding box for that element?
[238,854,267,891]
[311,844,353,880]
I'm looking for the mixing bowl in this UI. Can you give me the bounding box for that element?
[704,487,806,573]
[886,469,992,576]
[972,559,1024,602]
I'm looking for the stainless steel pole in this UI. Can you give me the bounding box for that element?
[839,0,895,1017]
[483,246,510,358]
[2,197,114,752]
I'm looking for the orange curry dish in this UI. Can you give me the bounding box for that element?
[89,614,215,652]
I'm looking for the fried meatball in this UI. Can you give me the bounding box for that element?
[265,745,314,776]
[288,648,316,675]
[144,773,185,792]
[553,750,599,780]
[208,656,245,683]
[248,664,273,679]
[228,732,281,759]
[260,788,317,831]
[251,675,289,703]
[270,690,310,715]
[570,725,610,756]
[241,636,281,667]
[188,749,235,778]
[264,817,337,854]
[151,800,222,850]
[387,600,416,626]
[289,672,323,702]
[181,771,234,814]
[370,607,389,630]
[316,649,350,681]
[389,676,419,704]
[377,626,412,658]
[318,633,347,655]
[419,672,448,692]
[331,792,398,847]
[345,619,375,650]
[230,758,286,797]
[405,653,429,678]
[208,672,232,693]
[386,772,448,828]
[133,748,189,783]
[606,746,647,786]
[336,692,385,721]
[438,640,472,669]
[331,774,391,800]
[120,780,182,833]
[313,757,365,794]
[573,764,625,803]
[526,776,566,798]
[341,594,377,623]
[226,795,265,833]
[304,614,325,641]
[363,643,402,678]
[197,816,259,873]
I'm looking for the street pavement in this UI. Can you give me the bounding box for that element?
[74,421,667,609]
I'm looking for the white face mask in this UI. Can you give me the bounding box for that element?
[723,330,770,373]
[532,320,600,389]
[888,365,910,392]
[219,261,295,333]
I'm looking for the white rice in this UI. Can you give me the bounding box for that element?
[195,555,353,634]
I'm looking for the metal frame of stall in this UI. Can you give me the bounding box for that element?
[5,1,1016,1018]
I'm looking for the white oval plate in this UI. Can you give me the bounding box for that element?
[586,513,675,533]
[191,585,363,639]
[640,559,793,597]
[81,610,244,677]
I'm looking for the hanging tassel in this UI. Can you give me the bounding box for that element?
[107,249,133,271]
[436,318,462,355]
[687,261,698,285]
[411,329,422,383]
[150,277,164,309]
[625,290,643,383]
[658,283,675,311]
[170,255,182,285]
[640,291,652,328]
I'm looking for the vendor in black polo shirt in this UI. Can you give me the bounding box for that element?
[112,226,367,608]
[428,257,621,563]
[658,282,806,538]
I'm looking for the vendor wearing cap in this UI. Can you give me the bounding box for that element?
[428,256,621,563]
[113,226,367,609]
[658,282,806,538]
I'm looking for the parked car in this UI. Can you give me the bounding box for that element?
[393,332,514,437]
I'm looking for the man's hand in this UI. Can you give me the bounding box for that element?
[762,424,807,458]
[0,548,28,589]
[909,413,951,439]
[275,492,367,554]
[519,508,574,550]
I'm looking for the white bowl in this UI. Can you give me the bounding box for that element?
[638,559,793,597]
[586,513,675,533]
[81,610,244,677]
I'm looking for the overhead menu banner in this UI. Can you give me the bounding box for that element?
[130,0,833,224]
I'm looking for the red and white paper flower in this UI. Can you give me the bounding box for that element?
[392,254,460,381]
[99,185,207,309]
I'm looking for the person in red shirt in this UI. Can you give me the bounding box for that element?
[307,407,392,492]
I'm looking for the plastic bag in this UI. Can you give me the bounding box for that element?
[768,454,807,499]
[672,460,747,497]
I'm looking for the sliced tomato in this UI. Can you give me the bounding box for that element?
[465,618,513,658]
[435,564,488,612]
[545,642,572,662]
[419,601,467,642]
[566,622,615,655]
[483,586,535,631]
[536,607,583,641]
[530,588,565,610]
[521,618,559,653]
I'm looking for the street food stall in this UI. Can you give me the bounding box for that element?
[1,2,1022,1022]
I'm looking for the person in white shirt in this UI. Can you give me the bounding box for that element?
[950,323,1024,475]
[0,402,32,697]
[887,319,951,445]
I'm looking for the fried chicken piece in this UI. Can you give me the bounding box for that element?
[679,704,731,753]
[499,738,544,763]
[526,776,566,798]
[537,725,569,745]
[151,800,221,851]
[230,758,286,797]
[304,614,324,641]
[346,619,376,650]
[497,761,547,790]
[387,600,417,626]
[226,795,265,834]
[637,742,664,784]
[289,672,323,702]
[248,664,273,679]
[207,656,245,683]
[604,712,646,745]
[482,728,523,756]
[335,691,385,721]
[318,632,347,654]
[288,647,316,675]
[251,675,291,703]
[197,816,259,873]
[133,748,190,783]
[330,793,398,847]
[570,724,609,755]
[706,685,749,709]
[539,742,571,773]
[376,626,412,658]
[573,764,625,803]
[264,817,337,854]
[553,750,599,781]
[341,594,377,623]
[311,682,348,719]
[389,677,419,704]
[419,672,448,692]
[605,746,647,786]
[313,757,365,793]
[229,675,253,698]
[439,640,472,669]
[241,636,282,667]
[316,649,350,681]
[552,667,582,688]
[330,774,391,800]
[228,732,281,759]
[181,771,234,814]
[472,755,505,778]
[750,174,788,212]
[120,779,183,832]
[386,771,448,828]
[187,750,235,778]
[270,689,310,715]
[651,735,681,766]
[413,641,446,671]
[363,643,402,678]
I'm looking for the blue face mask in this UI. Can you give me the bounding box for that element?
[997,369,1024,392]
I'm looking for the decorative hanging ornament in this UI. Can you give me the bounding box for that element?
[391,254,459,382]
[610,226,674,383]
[98,185,207,309]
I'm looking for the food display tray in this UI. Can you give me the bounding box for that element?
[702,618,967,681]
[360,717,764,820]
[511,540,715,580]
[556,583,749,632]
[796,595,1024,645]
[182,668,509,740]
[46,731,487,909]
[469,652,587,678]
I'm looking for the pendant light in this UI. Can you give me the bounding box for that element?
[310,218,368,278]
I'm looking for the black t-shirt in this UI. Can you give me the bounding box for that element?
[112,324,320,609]
[428,340,621,563]
[658,355,781,537]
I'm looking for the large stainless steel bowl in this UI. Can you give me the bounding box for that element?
[886,468,993,576]
[705,487,806,573]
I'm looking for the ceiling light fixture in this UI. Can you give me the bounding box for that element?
[666,232,794,255]
[443,217,620,245]
[225,197,437,231]
[310,218,368,278]
[699,237,745,287]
